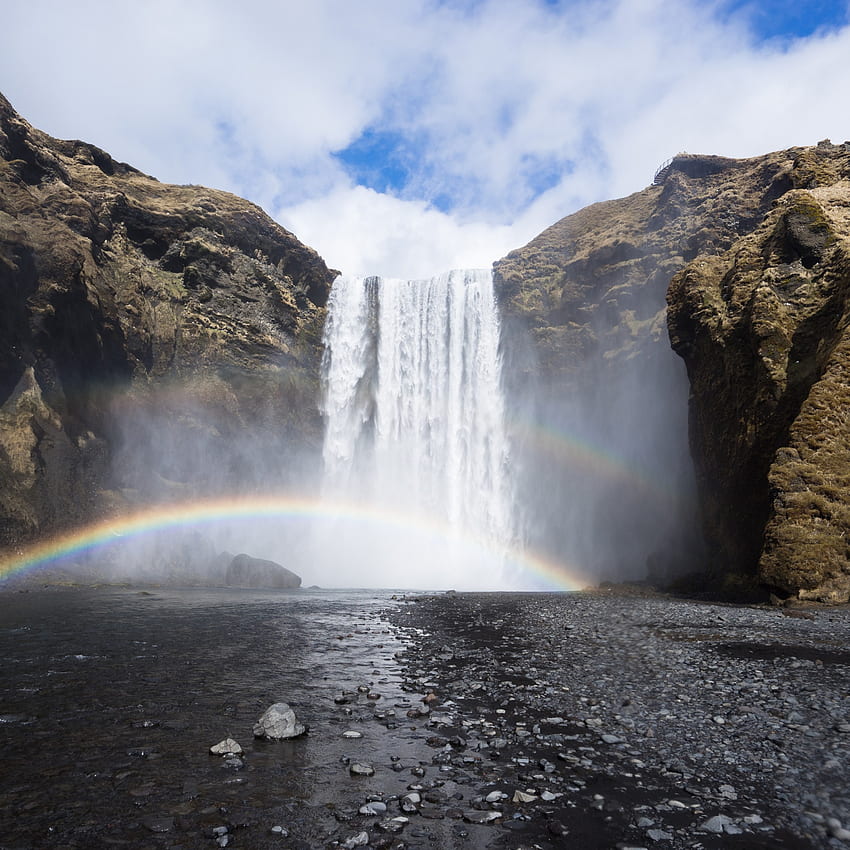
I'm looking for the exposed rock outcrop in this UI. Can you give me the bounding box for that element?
[0,92,336,550]
[497,144,850,601]
[668,142,850,602]
[493,152,796,583]
[225,553,301,588]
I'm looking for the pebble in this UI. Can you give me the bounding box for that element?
[701,814,734,833]
[209,738,242,756]
[342,731,363,739]
[828,818,850,841]
[349,762,375,777]
[463,810,502,824]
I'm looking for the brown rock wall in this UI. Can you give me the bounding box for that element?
[0,92,336,546]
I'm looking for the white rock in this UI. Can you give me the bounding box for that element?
[253,703,306,740]
[512,790,538,803]
[701,814,734,833]
[828,818,850,841]
[209,738,243,756]
[359,801,387,815]
[342,831,369,849]
[342,730,363,739]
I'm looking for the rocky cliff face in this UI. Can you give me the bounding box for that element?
[668,143,850,602]
[0,93,335,547]
[496,143,850,601]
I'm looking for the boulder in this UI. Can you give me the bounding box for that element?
[253,702,305,739]
[225,553,301,589]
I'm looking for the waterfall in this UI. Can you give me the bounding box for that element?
[319,269,519,588]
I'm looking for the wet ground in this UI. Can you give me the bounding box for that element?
[0,587,849,849]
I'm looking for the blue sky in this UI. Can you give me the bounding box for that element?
[1,0,849,276]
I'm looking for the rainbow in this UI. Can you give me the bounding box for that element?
[507,419,674,505]
[0,495,590,591]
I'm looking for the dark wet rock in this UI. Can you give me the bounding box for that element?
[225,554,301,589]
[349,762,375,777]
[253,702,306,739]
[141,816,174,833]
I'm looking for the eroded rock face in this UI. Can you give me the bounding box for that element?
[493,153,799,584]
[497,144,850,601]
[0,92,336,550]
[668,143,850,601]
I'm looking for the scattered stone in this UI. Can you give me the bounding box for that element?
[700,814,734,834]
[646,828,673,842]
[828,818,850,841]
[342,731,363,739]
[253,703,306,739]
[463,810,502,824]
[349,762,375,777]
[209,738,242,756]
[512,790,538,803]
[359,801,387,815]
[270,825,289,836]
[342,831,369,848]
[376,817,408,833]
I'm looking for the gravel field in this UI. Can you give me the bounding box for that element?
[386,590,850,849]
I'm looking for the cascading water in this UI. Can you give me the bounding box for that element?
[318,269,520,589]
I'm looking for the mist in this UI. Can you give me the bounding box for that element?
[56,255,701,592]
[498,257,704,588]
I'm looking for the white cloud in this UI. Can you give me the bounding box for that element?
[1,0,849,277]
[280,184,522,279]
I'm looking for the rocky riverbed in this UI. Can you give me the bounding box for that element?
[386,591,850,849]
[0,586,848,849]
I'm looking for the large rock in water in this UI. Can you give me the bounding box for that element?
[0,91,336,551]
[253,702,306,739]
[225,553,301,588]
[668,142,850,602]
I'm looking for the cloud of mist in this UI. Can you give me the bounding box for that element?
[1,0,848,276]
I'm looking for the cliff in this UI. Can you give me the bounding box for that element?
[0,93,336,547]
[668,143,850,602]
[496,143,850,601]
